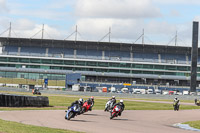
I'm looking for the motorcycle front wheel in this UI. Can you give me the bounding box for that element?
[67,112,74,120]
[110,113,115,119]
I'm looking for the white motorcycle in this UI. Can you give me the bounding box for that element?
[104,100,114,112]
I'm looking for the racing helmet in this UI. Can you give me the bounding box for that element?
[120,99,123,103]
[78,98,83,104]
[112,96,115,99]
[90,96,94,100]
[174,97,177,100]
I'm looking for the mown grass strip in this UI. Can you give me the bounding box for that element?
[0,119,81,133]
[184,120,200,129]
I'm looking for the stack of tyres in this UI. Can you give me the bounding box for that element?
[0,94,49,107]
[24,96,31,107]
[39,96,49,107]
[44,96,49,107]
[0,94,3,106]
[4,94,12,107]
[19,96,25,107]
[1,94,5,106]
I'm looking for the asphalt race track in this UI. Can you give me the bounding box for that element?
[0,110,200,133]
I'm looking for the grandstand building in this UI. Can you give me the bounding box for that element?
[0,37,199,87]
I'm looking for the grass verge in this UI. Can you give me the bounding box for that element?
[184,120,200,129]
[0,119,81,133]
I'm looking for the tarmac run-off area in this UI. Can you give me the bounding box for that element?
[0,109,200,133]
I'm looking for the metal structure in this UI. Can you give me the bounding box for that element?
[190,21,199,92]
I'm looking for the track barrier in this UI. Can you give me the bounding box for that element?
[0,93,49,107]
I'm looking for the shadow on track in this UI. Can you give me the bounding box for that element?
[69,119,93,122]
[83,113,100,116]
[111,118,131,121]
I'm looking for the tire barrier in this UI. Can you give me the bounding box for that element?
[0,93,49,107]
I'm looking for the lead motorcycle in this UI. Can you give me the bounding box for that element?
[110,105,121,119]
[65,104,81,120]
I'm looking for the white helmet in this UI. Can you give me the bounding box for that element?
[120,99,123,103]
[78,98,83,104]
[112,96,115,99]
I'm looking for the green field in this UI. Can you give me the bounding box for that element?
[184,120,200,129]
[0,119,81,133]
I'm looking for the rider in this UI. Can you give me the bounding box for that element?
[109,96,116,108]
[89,96,94,111]
[68,98,84,114]
[112,99,125,116]
[83,96,94,111]
[173,97,180,106]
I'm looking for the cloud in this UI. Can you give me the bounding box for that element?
[0,0,8,13]
[0,18,62,39]
[75,0,161,19]
[74,18,182,44]
[152,0,200,5]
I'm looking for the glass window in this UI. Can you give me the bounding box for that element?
[86,62,97,66]
[98,62,108,67]
[134,64,143,68]
[143,71,153,74]
[64,60,74,65]
[8,58,18,62]
[154,65,164,70]
[177,66,189,71]
[120,70,130,73]
[75,61,85,66]
[109,63,120,67]
[154,71,164,75]
[165,65,177,70]
[50,66,61,70]
[120,63,131,68]
[52,60,63,64]
[109,69,119,73]
[143,64,153,69]
[0,57,7,62]
[95,69,108,72]
[41,59,52,64]
[30,59,41,63]
[19,58,29,63]
[132,70,143,74]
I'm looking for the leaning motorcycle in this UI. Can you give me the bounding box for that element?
[195,99,200,106]
[110,105,121,119]
[81,101,91,114]
[105,100,113,112]
[65,104,81,120]
[173,102,179,111]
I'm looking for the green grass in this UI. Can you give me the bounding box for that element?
[0,119,81,133]
[0,90,200,111]
[184,120,200,129]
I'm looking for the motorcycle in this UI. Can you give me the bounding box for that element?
[65,104,81,120]
[195,99,200,106]
[81,101,91,114]
[104,100,113,112]
[33,89,41,95]
[110,105,121,119]
[173,102,179,111]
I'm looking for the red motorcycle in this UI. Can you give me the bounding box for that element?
[110,105,121,119]
[81,101,91,114]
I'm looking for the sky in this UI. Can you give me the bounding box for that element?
[0,0,200,46]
